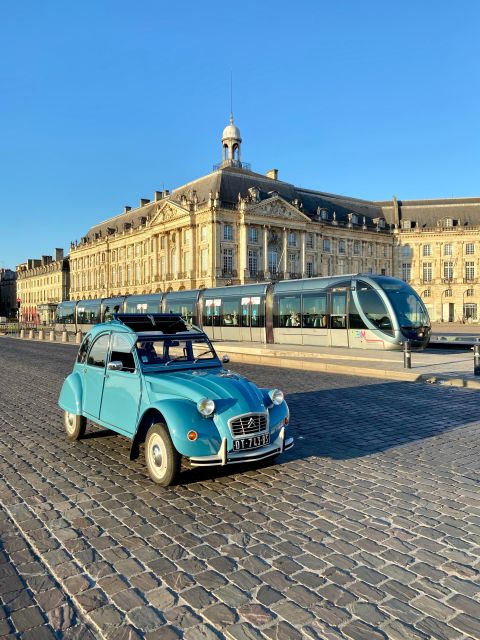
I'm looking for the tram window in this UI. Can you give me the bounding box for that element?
[77,335,92,364]
[357,284,393,334]
[203,300,221,326]
[221,299,240,326]
[77,303,101,325]
[330,292,347,329]
[103,302,123,322]
[56,304,75,324]
[302,293,327,328]
[167,303,194,324]
[276,295,301,328]
[349,297,367,330]
[251,296,263,327]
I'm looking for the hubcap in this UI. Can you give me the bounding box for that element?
[152,444,162,466]
[66,412,75,433]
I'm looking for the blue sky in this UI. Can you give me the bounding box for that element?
[1,0,479,268]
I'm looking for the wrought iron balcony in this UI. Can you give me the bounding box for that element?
[213,159,251,171]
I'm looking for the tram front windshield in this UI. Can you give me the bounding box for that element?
[382,282,429,328]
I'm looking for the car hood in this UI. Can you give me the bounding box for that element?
[144,368,267,418]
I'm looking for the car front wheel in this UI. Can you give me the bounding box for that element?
[145,423,180,486]
[64,411,86,441]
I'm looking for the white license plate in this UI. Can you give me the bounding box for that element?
[233,433,270,451]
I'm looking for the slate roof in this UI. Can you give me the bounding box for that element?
[78,166,480,243]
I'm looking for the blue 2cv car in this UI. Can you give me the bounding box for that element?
[58,314,293,486]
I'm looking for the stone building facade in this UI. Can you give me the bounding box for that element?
[16,250,70,324]
[0,269,17,318]
[69,118,393,301]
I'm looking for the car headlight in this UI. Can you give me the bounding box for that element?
[197,397,215,417]
[269,389,284,406]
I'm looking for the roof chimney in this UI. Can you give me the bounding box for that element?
[140,198,150,207]
[55,248,64,261]
[124,205,132,213]
[266,169,278,180]
[154,191,162,201]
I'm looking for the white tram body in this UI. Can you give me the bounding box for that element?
[55,275,430,350]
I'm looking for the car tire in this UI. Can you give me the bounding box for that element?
[64,411,86,441]
[145,423,180,486]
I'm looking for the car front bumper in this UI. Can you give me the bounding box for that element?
[188,427,294,467]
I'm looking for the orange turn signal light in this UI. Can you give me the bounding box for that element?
[284,417,289,425]
[187,430,198,441]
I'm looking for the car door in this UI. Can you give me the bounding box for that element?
[99,333,141,437]
[83,332,111,419]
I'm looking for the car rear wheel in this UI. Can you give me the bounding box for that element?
[64,411,86,441]
[145,423,180,486]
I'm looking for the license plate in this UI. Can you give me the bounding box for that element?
[233,433,270,451]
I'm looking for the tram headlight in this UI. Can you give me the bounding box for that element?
[269,389,284,406]
[197,398,215,417]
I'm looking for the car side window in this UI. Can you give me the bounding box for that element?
[77,335,91,364]
[110,334,136,373]
[87,334,110,368]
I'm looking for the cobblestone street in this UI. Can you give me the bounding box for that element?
[0,337,479,639]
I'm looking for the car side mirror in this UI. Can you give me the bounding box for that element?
[107,361,123,371]
[222,355,230,364]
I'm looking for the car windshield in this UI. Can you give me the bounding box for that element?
[135,336,217,368]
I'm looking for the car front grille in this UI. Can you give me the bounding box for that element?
[229,414,268,437]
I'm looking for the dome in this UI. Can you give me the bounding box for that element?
[222,115,241,141]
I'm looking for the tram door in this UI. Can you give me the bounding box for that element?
[240,296,264,342]
[329,290,349,347]
[204,299,222,341]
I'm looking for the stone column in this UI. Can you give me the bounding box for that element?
[301,232,306,277]
[263,226,269,275]
[282,228,288,275]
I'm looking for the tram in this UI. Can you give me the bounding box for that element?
[55,274,431,350]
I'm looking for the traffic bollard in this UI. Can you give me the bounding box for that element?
[473,344,480,376]
[50,331,56,341]
[403,340,412,369]
[38,329,44,340]
[75,331,83,344]
[62,331,68,343]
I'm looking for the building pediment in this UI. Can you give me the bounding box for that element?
[246,195,311,223]
[149,200,190,226]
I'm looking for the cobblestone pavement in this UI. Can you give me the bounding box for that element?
[0,337,479,640]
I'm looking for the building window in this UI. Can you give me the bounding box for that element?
[171,250,177,275]
[201,249,208,273]
[423,244,432,257]
[306,261,314,277]
[338,239,346,254]
[160,236,165,250]
[402,263,411,281]
[423,263,432,282]
[383,245,388,258]
[288,253,298,276]
[445,289,453,298]
[224,224,233,241]
[248,250,258,276]
[268,249,278,275]
[444,262,453,281]
[201,226,208,242]
[466,243,475,255]
[223,248,234,273]
[160,257,165,276]
[111,266,116,286]
[183,229,191,244]
[135,263,141,284]
[464,303,477,320]
[323,239,331,252]
[288,232,297,247]
[118,266,123,286]
[306,234,314,249]
[184,251,191,272]
[353,240,360,255]
[120,247,125,260]
[445,218,453,227]
[127,246,133,259]
[248,227,258,243]
[465,261,475,280]
[367,244,373,257]
[111,251,117,262]
[444,244,452,256]
[402,220,411,230]
[126,265,132,285]
[423,290,431,297]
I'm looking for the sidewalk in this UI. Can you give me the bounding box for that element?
[214,340,480,388]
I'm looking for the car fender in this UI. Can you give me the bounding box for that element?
[58,372,83,415]
[137,399,222,457]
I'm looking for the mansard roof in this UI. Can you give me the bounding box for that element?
[77,165,480,244]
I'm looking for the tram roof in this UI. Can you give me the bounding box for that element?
[203,283,269,298]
